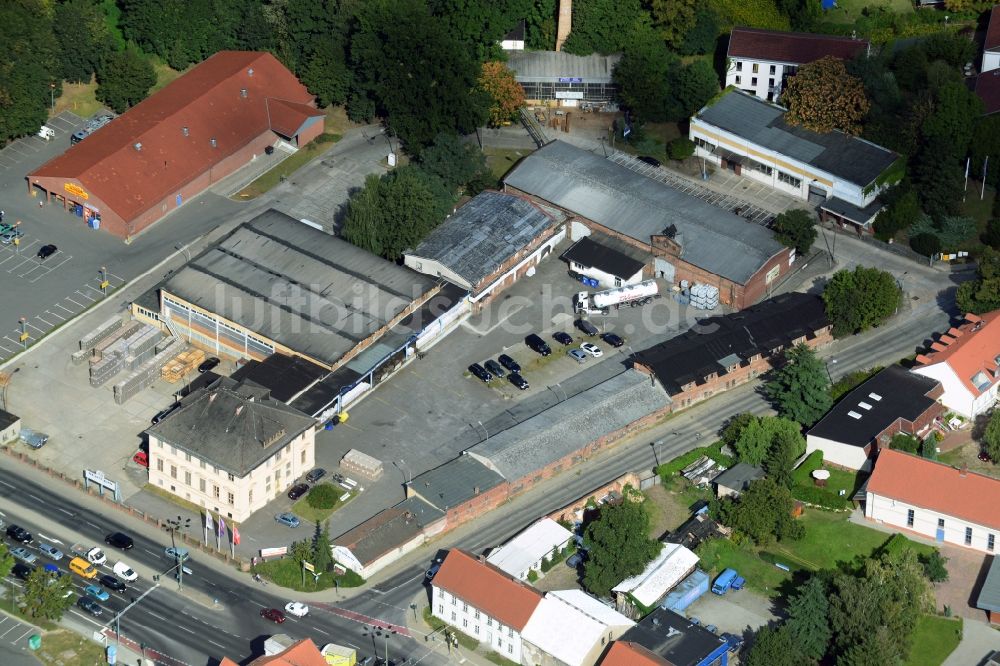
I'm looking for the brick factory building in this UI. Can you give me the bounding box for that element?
[28,51,324,239]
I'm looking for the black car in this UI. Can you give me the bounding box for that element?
[77,596,103,617]
[198,357,220,373]
[497,354,521,373]
[601,332,625,348]
[11,563,33,580]
[525,334,551,356]
[552,331,573,345]
[6,525,32,544]
[638,155,662,168]
[508,373,529,390]
[484,359,506,378]
[287,483,309,500]
[36,244,57,260]
[151,404,179,424]
[104,532,134,550]
[100,574,127,592]
[468,363,493,383]
[575,319,599,336]
[306,468,326,483]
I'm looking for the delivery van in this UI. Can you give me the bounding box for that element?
[36,126,55,141]
[69,556,98,579]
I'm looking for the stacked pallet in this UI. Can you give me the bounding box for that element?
[160,349,206,383]
[114,338,185,404]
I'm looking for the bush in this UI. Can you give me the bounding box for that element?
[910,232,942,257]
[527,569,539,582]
[667,137,695,160]
[306,483,339,509]
[920,550,949,582]
[890,433,920,454]
[830,367,883,402]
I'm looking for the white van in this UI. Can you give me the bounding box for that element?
[37,126,55,141]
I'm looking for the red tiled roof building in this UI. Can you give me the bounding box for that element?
[27,51,324,239]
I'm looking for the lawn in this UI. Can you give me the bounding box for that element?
[482,147,531,181]
[234,132,342,199]
[791,451,862,510]
[292,485,354,523]
[53,59,184,121]
[961,182,996,250]
[35,629,106,666]
[822,0,913,25]
[904,615,962,666]
[255,556,363,592]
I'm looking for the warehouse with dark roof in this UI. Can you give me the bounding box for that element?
[27,51,324,239]
[503,140,792,309]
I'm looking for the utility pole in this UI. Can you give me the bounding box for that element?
[164,515,191,590]
[109,581,159,651]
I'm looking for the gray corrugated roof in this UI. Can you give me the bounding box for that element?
[466,370,671,481]
[696,90,899,187]
[978,555,1000,613]
[410,455,506,511]
[407,191,561,289]
[504,141,785,284]
[506,51,621,82]
[713,463,764,492]
[145,377,315,477]
[332,496,444,565]
[161,209,438,366]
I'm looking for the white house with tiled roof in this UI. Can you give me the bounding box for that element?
[984,6,1000,73]
[912,311,1000,419]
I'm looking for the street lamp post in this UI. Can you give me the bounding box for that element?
[164,515,192,590]
[49,83,54,112]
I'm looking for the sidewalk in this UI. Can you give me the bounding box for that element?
[401,589,501,666]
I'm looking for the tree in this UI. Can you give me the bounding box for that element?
[766,344,832,426]
[0,2,60,143]
[55,0,113,83]
[717,478,803,545]
[919,549,949,583]
[667,138,695,161]
[613,29,676,122]
[418,133,494,195]
[772,209,818,255]
[956,248,1000,314]
[823,266,901,338]
[889,433,920,454]
[561,0,649,56]
[708,0,790,31]
[983,219,1000,250]
[786,576,831,661]
[19,569,75,621]
[985,409,1000,466]
[781,57,869,135]
[678,6,720,56]
[582,493,662,597]
[95,46,157,113]
[646,0,697,49]
[764,431,797,488]
[743,625,799,666]
[873,187,919,241]
[921,433,939,461]
[312,521,333,572]
[428,0,533,61]
[910,233,942,258]
[289,538,313,566]
[735,416,804,467]
[912,139,965,220]
[943,0,995,12]
[722,413,757,448]
[922,81,983,156]
[350,0,489,152]
[306,483,339,510]
[970,115,1000,189]
[480,61,525,128]
[666,60,719,120]
[299,39,351,108]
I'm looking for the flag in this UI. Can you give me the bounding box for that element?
[204,512,214,532]
[218,516,226,537]
[232,525,241,546]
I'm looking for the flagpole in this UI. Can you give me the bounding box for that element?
[231,524,236,559]
[983,156,989,201]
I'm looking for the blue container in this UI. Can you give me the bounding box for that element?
[663,569,709,612]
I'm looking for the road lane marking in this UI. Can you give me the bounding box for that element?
[178,625,196,635]
[208,639,227,649]
[56,508,72,516]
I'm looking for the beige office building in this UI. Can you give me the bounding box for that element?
[146,377,316,522]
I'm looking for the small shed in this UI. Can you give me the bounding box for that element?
[712,463,764,498]
[661,569,709,613]
[612,543,698,618]
[341,449,383,480]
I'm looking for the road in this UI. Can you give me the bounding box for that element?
[0,466,448,666]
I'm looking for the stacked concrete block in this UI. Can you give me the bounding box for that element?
[690,284,720,311]
[124,326,162,370]
[79,316,123,352]
[113,338,184,404]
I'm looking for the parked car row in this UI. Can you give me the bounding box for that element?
[469,352,530,391]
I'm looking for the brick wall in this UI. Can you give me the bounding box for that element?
[870,401,946,455]
[546,472,642,524]
[441,482,512,530]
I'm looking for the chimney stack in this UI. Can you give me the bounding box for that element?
[555,0,572,51]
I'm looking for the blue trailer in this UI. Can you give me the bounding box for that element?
[662,569,709,613]
[712,568,739,595]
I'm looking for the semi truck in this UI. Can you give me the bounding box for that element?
[574,280,658,314]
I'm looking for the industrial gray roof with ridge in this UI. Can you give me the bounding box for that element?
[160,209,438,366]
[409,454,506,511]
[407,191,562,289]
[978,555,1000,613]
[503,141,785,284]
[506,51,621,82]
[695,89,899,187]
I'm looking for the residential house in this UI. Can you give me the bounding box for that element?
[632,292,832,412]
[912,311,1000,419]
[404,191,566,310]
[713,463,765,498]
[431,549,544,663]
[145,376,316,522]
[486,518,574,581]
[521,589,635,666]
[601,608,730,666]
[611,543,699,618]
[690,89,900,234]
[806,365,943,471]
[864,449,1000,553]
[504,140,792,310]
[726,27,868,102]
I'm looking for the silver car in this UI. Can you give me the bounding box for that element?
[11,547,37,564]
[39,543,64,561]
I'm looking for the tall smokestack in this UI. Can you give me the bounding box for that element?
[556,0,572,51]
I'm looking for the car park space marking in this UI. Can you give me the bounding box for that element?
[4,336,24,348]
[6,257,34,273]
[75,290,96,302]
[64,296,86,308]
[54,302,75,314]
[45,310,65,321]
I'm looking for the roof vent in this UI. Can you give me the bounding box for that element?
[240,88,248,98]
[134,142,142,151]
[858,401,872,410]
[652,617,660,626]
[662,224,678,239]
[847,411,862,419]
[247,67,254,77]
[210,138,217,148]
[182,127,189,137]
[868,392,882,401]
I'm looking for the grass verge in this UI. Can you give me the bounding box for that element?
[423,606,480,650]
[821,0,912,25]
[904,615,962,666]
[234,133,342,199]
[1,597,55,631]
[36,628,105,666]
[53,79,103,119]
[292,485,354,523]
[255,557,363,592]
[143,483,205,515]
[485,651,520,666]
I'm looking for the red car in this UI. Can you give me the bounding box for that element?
[260,608,286,624]
[132,450,148,468]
